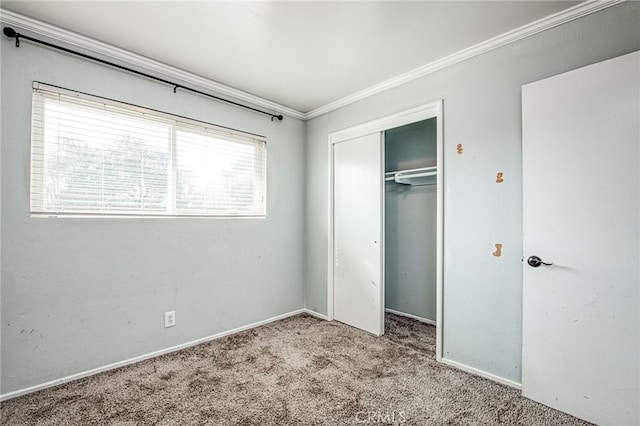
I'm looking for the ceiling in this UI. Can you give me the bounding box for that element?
[2,1,581,114]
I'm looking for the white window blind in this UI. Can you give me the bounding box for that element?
[30,84,267,218]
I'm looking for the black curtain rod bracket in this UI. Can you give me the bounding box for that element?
[2,26,284,121]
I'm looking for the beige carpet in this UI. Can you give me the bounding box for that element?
[1,314,590,425]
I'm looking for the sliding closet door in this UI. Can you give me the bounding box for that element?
[332,133,384,336]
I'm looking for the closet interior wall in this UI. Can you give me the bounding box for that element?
[384,118,437,322]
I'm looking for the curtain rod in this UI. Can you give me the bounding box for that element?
[2,27,284,122]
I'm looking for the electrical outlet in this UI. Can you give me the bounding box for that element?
[164,311,176,328]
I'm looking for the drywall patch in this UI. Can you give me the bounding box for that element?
[496,172,504,183]
[493,244,503,257]
[457,144,463,154]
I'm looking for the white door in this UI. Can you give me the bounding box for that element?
[332,132,384,336]
[522,51,639,426]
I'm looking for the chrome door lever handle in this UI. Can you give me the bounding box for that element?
[527,255,553,268]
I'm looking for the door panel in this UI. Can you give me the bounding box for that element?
[522,52,639,425]
[333,133,384,336]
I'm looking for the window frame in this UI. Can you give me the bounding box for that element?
[29,82,267,219]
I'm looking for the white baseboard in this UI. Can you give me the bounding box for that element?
[441,357,522,390]
[385,308,436,326]
[0,308,306,402]
[1,308,522,401]
[302,308,329,320]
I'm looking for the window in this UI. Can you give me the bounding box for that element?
[30,83,267,218]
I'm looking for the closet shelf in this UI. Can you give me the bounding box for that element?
[385,166,437,186]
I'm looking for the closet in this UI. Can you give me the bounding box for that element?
[384,118,437,324]
[328,101,442,354]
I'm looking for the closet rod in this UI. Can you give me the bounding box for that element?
[2,27,284,122]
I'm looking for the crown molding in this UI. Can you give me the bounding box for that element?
[304,0,624,120]
[1,1,624,121]
[0,8,306,121]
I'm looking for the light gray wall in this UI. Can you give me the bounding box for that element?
[385,119,437,321]
[1,33,305,394]
[304,2,640,383]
